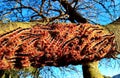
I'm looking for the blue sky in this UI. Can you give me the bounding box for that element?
[39,59,120,78]
[99,59,120,77]
[0,0,120,78]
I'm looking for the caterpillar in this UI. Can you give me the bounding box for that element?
[0,23,118,69]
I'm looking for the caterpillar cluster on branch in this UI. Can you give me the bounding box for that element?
[0,23,118,69]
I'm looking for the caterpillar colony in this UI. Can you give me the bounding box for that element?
[0,23,118,69]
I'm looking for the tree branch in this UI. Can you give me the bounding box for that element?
[59,0,87,23]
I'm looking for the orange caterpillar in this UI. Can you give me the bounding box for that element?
[0,23,118,69]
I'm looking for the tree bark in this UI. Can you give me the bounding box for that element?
[105,22,120,52]
[82,61,104,78]
[0,22,46,34]
[59,0,87,23]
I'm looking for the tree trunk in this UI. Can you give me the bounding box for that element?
[82,61,104,78]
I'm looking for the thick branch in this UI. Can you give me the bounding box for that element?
[82,61,104,78]
[105,19,120,53]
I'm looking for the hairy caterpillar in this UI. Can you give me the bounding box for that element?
[0,23,118,69]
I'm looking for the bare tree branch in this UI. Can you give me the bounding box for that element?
[93,0,113,20]
[59,0,87,23]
